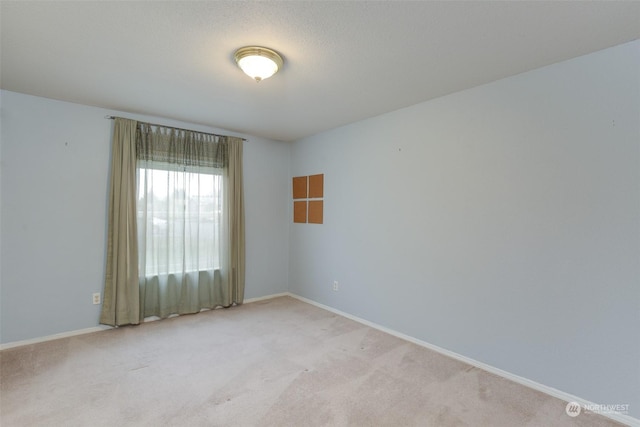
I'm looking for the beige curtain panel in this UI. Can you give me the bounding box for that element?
[227,137,245,304]
[100,119,245,327]
[100,118,140,326]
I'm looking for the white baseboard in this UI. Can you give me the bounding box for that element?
[287,293,639,427]
[243,292,290,304]
[0,325,113,351]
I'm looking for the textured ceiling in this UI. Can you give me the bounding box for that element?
[1,1,639,142]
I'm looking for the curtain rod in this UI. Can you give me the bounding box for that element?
[105,115,246,141]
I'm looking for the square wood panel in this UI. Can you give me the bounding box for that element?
[308,174,324,198]
[308,200,323,224]
[293,201,307,223]
[292,176,308,199]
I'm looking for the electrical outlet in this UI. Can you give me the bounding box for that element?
[92,293,101,305]
[333,281,339,291]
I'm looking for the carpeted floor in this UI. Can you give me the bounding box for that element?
[0,296,627,426]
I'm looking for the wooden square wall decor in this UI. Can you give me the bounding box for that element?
[308,174,324,198]
[292,174,324,224]
[292,176,308,199]
[293,201,307,223]
[308,200,323,224]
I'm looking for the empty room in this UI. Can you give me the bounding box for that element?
[1,1,638,426]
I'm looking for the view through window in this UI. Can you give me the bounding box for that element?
[137,165,223,275]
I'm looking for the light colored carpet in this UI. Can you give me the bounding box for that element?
[0,296,627,426]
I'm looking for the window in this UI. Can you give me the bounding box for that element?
[101,117,245,326]
[137,161,224,277]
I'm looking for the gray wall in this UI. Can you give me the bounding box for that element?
[0,90,290,343]
[289,41,639,416]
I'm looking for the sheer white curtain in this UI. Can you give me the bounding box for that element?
[137,164,223,275]
[137,162,226,317]
[136,124,235,319]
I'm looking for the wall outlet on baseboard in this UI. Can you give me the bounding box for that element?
[92,293,101,305]
[333,281,339,291]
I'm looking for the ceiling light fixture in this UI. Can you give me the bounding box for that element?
[234,46,284,82]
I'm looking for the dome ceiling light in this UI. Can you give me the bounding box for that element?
[234,46,284,82]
